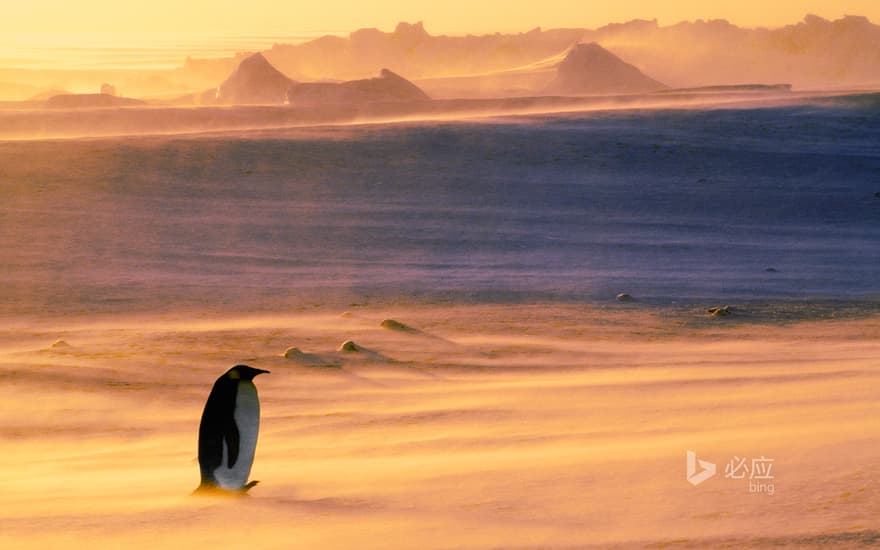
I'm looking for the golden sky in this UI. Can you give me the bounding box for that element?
[4,0,878,35]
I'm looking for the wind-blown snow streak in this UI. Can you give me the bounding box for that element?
[0,307,877,548]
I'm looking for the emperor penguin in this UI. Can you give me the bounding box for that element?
[196,365,269,493]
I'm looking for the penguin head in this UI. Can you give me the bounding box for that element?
[226,365,270,381]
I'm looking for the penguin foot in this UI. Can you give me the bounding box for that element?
[242,480,260,492]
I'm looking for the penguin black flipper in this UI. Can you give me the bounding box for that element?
[224,415,240,468]
[198,373,238,485]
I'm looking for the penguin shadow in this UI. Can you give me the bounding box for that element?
[192,481,260,498]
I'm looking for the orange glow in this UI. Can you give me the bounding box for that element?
[2,0,878,35]
[2,306,879,548]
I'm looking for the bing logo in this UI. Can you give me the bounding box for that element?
[686,450,717,486]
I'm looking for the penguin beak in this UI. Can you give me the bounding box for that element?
[255,369,270,375]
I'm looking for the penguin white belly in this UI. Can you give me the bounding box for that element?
[213,381,260,489]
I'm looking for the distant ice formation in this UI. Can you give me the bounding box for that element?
[546,43,666,95]
[216,53,296,105]
[287,69,429,106]
[45,93,146,108]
